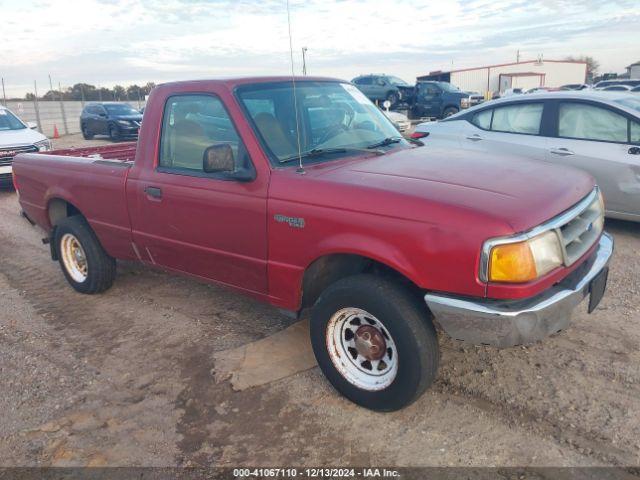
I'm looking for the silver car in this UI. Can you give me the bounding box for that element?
[414,91,640,221]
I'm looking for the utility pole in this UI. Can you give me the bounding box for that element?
[58,81,69,134]
[1,77,6,106]
[301,47,308,75]
[33,80,42,133]
[516,50,520,63]
[48,74,55,99]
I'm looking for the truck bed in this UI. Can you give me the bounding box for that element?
[13,142,137,261]
[44,142,137,162]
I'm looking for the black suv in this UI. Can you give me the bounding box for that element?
[351,74,414,106]
[80,102,143,141]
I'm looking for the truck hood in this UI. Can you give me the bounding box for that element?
[0,127,48,147]
[293,146,595,233]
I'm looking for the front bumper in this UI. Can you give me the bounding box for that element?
[424,233,614,348]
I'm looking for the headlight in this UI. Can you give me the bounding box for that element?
[460,97,470,108]
[35,139,52,151]
[117,120,130,126]
[486,230,563,283]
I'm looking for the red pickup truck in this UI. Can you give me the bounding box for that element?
[13,77,613,411]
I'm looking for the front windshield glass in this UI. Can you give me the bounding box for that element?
[104,103,140,115]
[388,76,408,86]
[438,82,461,93]
[237,81,407,165]
[614,97,640,113]
[0,109,27,131]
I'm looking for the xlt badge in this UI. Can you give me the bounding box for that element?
[274,214,305,229]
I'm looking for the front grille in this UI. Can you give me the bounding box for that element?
[557,190,604,266]
[0,145,38,166]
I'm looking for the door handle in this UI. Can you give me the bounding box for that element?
[549,147,575,156]
[144,186,162,199]
[629,146,640,155]
[466,134,483,142]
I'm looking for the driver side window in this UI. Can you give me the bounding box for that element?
[159,94,251,176]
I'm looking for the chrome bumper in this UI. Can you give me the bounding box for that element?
[424,233,614,348]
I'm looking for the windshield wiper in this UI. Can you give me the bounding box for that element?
[279,147,383,164]
[366,136,403,149]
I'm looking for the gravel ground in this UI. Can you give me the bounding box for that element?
[0,136,639,467]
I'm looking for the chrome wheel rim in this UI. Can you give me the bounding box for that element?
[326,307,398,391]
[60,233,88,283]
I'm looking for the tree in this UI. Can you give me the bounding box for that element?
[565,56,600,82]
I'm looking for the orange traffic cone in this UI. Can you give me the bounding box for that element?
[53,125,60,139]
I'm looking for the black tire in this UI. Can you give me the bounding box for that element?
[108,124,120,142]
[53,216,116,294]
[442,106,459,118]
[310,274,439,411]
[386,91,399,106]
[81,124,93,140]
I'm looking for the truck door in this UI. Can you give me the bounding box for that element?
[416,83,442,117]
[126,92,269,294]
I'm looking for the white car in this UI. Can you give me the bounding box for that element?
[413,91,640,221]
[0,106,51,187]
[381,108,411,134]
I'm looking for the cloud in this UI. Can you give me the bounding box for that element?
[0,0,639,96]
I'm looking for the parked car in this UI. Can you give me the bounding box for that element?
[501,88,523,97]
[14,77,612,411]
[80,102,143,141]
[560,84,590,91]
[413,91,640,221]
[381,108,411,134]
[0,105,51,188]
[594,79,640,89]
[351,74,414,106]
[411,81,482,119]
[600,85,632,92]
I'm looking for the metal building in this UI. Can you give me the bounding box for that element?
[418,59,587,96]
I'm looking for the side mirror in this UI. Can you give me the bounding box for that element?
[203,143,235,174]
[26,121,38,130]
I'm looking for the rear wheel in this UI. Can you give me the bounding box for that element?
[310,274,439,411]
[108,124,121,142]
[54,216,116,294]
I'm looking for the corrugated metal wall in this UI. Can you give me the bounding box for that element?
[449,61,587,95]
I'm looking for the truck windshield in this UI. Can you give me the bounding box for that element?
[0,109,27,131]
[438,82,461,93]
[104,104,140,115]
[237,81,408,165]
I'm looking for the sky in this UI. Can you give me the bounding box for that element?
[1,0,639,97]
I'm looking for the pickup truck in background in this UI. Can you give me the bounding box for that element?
[410,81,484,119]
[13,77,613,411]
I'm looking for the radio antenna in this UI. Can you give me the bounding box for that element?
[286,0,305,174]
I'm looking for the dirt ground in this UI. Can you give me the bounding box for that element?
[0,135,639,467]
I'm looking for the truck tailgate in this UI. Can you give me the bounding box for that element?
[13,144,135,260]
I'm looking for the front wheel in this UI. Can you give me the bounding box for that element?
[108,124,121,142]
[81,124,94,140]
[54,216,116,294]
[442,107,459,118]
[310,274,439,411]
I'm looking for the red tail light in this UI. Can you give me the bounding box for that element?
[410,131,429,139]
[12,172,19,192]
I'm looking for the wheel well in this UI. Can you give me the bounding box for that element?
[48,198,83,227]
[301,254,421,310]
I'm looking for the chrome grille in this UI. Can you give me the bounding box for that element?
[556,190,604,266]
[0,145,38,166]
